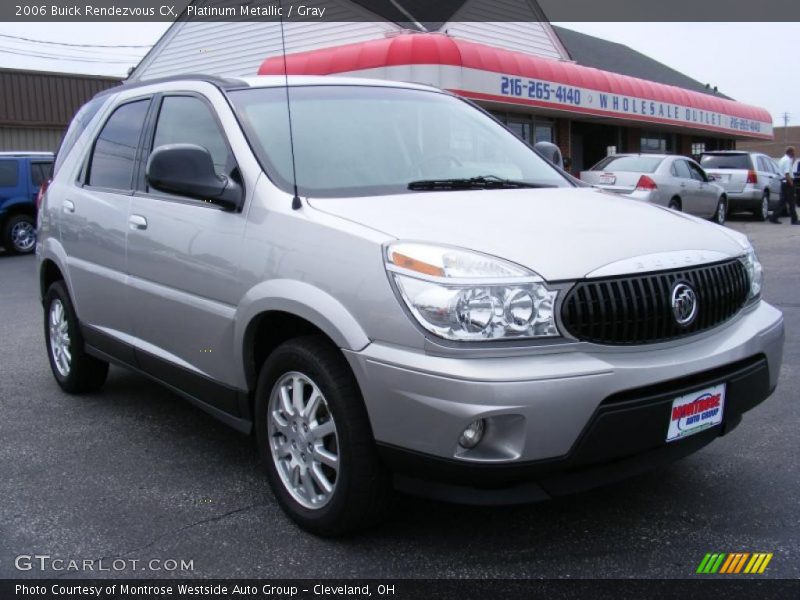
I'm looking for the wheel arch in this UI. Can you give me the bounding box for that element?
[236,280,370,393]
[39,259,65,301]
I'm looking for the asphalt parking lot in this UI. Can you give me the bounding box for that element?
[1,215,798,580]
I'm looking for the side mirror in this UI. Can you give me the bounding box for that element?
[533,141,564,170]
[146,144,242,210]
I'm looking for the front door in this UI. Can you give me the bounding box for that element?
[687,160,717,217]
[125,92,247,397]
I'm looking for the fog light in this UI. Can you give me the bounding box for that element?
[458,419,485,449]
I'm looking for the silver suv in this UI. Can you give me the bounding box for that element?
[700,151,783,221]
[37,76,784,535]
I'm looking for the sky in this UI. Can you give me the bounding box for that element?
[0,21,796,126]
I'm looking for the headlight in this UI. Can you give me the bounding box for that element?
[741,247,763,301]
[385,242,559,341]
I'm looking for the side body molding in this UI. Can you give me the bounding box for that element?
[235,278,371,389]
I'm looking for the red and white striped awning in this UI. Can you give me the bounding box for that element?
[259,33,772,140]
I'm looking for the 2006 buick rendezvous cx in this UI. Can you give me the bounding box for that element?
[37,75,784,535]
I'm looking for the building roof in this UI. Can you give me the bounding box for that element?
[552,26,732,100]
[0,68,120,128]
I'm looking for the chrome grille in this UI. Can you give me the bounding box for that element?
[561,259,749,345]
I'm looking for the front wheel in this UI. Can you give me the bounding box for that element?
[712,197,727,226]
[43,281,109,393]
[3,214,37,254]
[255,336,393,536]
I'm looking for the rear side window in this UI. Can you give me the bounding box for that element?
[151,95,233,179]
[700,153,751,170]
[54,95,106,176]
[87,99,150,190]
[0,160,18,187]
[30,161,53,187]
[672,159,692,179]
[591,155,663,173]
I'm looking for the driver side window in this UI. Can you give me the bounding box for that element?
[150,96,233,187]
[687,161,706,182]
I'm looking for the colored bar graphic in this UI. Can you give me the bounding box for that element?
[696,553,713,574]
[719,554,736,574]
[697,552,772,574]
[733,553,750,573]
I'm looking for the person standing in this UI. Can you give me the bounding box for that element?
[770,146,798,224]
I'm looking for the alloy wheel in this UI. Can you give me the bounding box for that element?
[761,196,769,221]
[49,299,71,377]
[268,371,339,509]
[11,220,36,252]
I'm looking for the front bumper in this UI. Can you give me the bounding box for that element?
[344,300,784,502]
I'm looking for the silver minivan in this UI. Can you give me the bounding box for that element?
[37,76,784,535]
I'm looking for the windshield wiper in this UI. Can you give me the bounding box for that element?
[407,175,555,191]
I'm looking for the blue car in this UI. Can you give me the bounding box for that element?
[0,152,53,254]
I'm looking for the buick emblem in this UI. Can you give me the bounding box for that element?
[671,282,698,327]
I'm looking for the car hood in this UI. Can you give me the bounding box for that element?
[307,187,748,281]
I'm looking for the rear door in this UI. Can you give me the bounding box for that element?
[757,155,781,197]
[0,159,22,204]
[59,96,152,358]
[125,91,248,395]
[670,159,697,211]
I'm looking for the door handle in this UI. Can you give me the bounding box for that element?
[128,214,148,230]
[680,183,687,188]
[62,200,75,213]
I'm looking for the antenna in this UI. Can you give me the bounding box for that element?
[278,0,302,210]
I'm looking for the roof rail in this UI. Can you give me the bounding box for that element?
[93,73,249,99]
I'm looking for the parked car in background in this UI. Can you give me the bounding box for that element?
[580,154,728,225]
[0,152,53,254]
[699,151,781,221]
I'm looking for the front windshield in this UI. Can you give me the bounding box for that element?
[229,85,569,197]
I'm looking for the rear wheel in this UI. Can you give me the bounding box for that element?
[3,214,37,254]
[43,281,109,393]
[255,336,393,536]
[754,191,769,221]
[712,196,727,226]
[668,197,681,211]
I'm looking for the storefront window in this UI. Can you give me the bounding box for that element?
[691,142,706,156]
[640,131,674,154]
[490,111,553,145]
[534,123,553,143]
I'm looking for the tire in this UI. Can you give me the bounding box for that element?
[712,196,727,226]
[668,198,681,211]
[3,213,37,254]
[254,335,393,536]
[754,192,769,221]
[43,281,109,393]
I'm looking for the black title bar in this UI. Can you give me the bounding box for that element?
[3,0,800,22]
